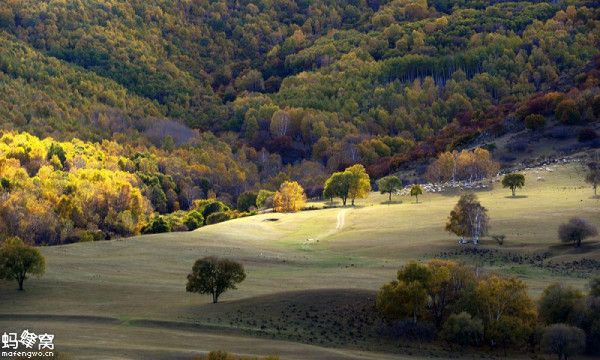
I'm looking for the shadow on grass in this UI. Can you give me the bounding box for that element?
[381,200,403,205]
[547,241,600,253]
[505,195,529,199]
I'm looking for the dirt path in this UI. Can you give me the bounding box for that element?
[336,208,348,230]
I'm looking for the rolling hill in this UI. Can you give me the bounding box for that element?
[1,160,598,358]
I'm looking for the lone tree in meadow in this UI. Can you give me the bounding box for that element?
[446,194,489,245]
[586,160,600,197]
[378,175,402,202]
[558,217,598,248]
[186,257,246,303]
[0,237,45,291]
[541,324,586,360]
[273,181,306,212]
[410,184,423,203]
[502,173,525,197]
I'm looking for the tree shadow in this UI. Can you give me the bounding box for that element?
[504,195,528,199]
[381,200,403,205]
[547,241,600,253]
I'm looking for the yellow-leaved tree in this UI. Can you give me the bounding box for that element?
[273,181,306,212]
[346,164,371,206]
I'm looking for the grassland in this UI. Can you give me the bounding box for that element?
[1,161,599,359]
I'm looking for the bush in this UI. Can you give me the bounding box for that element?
[440,312,484,346]
[538,284,583,325]
[555,99,581,125]
[184,210,204,230]
[201,201,230,220]
[491,234,505,245]
[206,211,232,225]
[256,190,275,208]
[524,114,546,131]
[541,324,586,360]
[558,217,598,247]
[486,315,533,348]
[143,216,171,234]
[236,191,257,212]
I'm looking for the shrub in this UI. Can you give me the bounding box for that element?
[440,312,484,346]
[236,191,257,212]
[524,114,546,131]
[555,99,581,125]
[538,284,584,325]
[491,234,505,245]
[486,315,533,349]
[201,201,230,220]
[206,211,233,225]
[541,324,586,360]
[255,190,275,208]
[184,210,204,231]
[558,217,598,247]
[143,216,171,234]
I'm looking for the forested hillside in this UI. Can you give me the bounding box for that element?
[0,0,598,243]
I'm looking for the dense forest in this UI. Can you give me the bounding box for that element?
[0,0,598,243]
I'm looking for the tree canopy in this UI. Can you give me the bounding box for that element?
[502,173,526,197]
[378,175,402,202]
[186,257,246,304]
[446,193,489,244]
[0,237,45,290]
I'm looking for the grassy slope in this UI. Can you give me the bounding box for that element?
[1,161,599,359]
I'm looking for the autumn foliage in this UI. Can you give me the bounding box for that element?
[273,181,306,213]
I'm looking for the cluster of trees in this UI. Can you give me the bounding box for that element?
[426,148,499,183]
[0,0,597,182]
[377,260,600,357]
[537,281,600,358]
[323,164,371,206]
[0,131,328,245]
[377,260,537,349]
